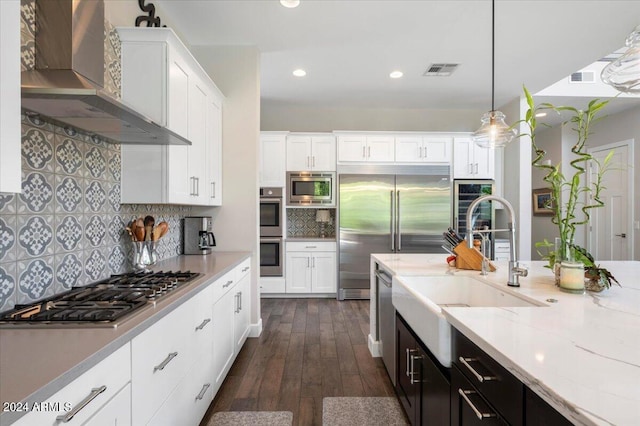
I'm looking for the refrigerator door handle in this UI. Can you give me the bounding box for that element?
[390,190,395,251]
[396,190,402,251]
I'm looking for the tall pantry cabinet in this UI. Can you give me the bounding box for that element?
[118,28,223,206]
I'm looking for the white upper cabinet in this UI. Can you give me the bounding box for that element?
[287,133,336,171]
[395,136,451,163]
[337,134,395,163]
[453,137,495,179]
[118,28,224,206]
[260,132,287,187]
[0,0,21,193]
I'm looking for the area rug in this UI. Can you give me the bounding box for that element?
[208,411,293,426]
[322,397,409,425]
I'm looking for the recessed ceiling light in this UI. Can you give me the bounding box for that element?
[280,0,300,8]
[389,71,403,79]
[535,112,547,118]
[293,69,306,77]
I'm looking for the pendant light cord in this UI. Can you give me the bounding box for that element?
[491,0,495,112]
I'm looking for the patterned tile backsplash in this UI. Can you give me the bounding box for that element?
[0,115,192,312]
[0,2,191,313]
[286,208,336,238]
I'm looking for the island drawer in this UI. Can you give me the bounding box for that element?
[452,328,523,426]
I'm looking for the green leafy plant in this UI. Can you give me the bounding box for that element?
[520,86,619,290]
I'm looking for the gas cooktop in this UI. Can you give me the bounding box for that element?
[0,270,201,328]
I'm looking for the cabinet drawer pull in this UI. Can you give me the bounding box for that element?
[410,354,422,385]
[154,352,178,373]
[195,318,211,331]
[56,385,107,423]
[458,357,496,383]
[196,383,211,401]
[458,389,496,420]
[305,245,317,248]
[223,280,234,288]
[242,266,250,272]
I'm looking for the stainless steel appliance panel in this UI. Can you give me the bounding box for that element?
[260,237,284,276]
[287,171,336,205]
[184,216,216,255]
[338,165,451,300]
[396,175,452,253]
[376,265,396,385]
[339,174,395,299]
[260,187,283,237]
[453,180,495,257]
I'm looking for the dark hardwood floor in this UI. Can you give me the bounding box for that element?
[201,298,396,425]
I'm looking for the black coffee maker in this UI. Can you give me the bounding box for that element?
[184,217,216,255]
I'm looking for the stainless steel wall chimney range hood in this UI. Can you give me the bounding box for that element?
[21,0,190,146]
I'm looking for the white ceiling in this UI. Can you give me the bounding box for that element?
[156,0,640,112]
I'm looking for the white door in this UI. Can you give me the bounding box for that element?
[287,136,312,171]
[212,289,235,388]
[422,137,452,163]
[453,137,473,179]
[589,141,632,260]
[337,135,367,162]
[285,252,312,292]
[366,136,395,162]
[311,136,336,171]
[311,252,336,293]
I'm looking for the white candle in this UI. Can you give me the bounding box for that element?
[560,262,584,291]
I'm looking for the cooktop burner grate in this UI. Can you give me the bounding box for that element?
[0,270,200,327]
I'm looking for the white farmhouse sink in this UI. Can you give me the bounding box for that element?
[392,275,545,367]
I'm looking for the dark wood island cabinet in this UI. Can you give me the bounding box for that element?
[396,313,450,425]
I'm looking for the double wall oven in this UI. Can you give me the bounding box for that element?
[259,187,284,276]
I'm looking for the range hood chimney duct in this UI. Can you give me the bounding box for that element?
[21,0,191,146]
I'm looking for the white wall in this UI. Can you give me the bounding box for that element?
[501,97,532,260]
[585,105,640,260]
[191,45,261,328]
[261,103,483,132]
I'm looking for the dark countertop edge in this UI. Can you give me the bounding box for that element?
[0,251,250,426]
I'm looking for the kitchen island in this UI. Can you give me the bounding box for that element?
[0,252,251,426]
[370,253,640,426]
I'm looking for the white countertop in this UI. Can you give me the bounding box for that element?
[371,253,640,426]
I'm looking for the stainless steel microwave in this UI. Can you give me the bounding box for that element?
[287,171,335,206]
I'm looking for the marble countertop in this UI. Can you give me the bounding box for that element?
[0,252,250,426]
[372,253,640,426]
[285,236,336,242]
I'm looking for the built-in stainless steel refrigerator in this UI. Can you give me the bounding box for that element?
[338,165,451,300]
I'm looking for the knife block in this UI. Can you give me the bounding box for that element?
[453,241,496,272]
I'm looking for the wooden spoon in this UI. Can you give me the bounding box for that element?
[144,216,155,242]
[153,221,169,241]
[134,218,145,241]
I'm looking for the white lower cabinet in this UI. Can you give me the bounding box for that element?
[212,283,236,391]
[285,241,336,294]
[13,344,131,426]
[131,297,193,425]
[82,383,131,426]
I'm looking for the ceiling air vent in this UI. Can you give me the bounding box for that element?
[569,71,596,83]
[423,63,459,76]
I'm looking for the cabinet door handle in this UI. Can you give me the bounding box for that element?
[195,318,211,331]
[406,348,410,377]
[458,357,497,383]
[211,181,216,198]
[234,293,240,313]
[223,280,234,288]
[616,233,627,238]
[312,257,315,268]
[312,156,316,167]
[458,389,497,420]
[56,385,107,423]
[189,177,194,195]
[367,146,371,158]
[307,258,310,268]
[474,163,479,174]
[423,146,427,158]
[468,163,473,175]
[196,383,211,401]
[154,352,178,372]
[419,146,423,158]
[195,177,200,196]
[362,146,366,159]
[410,353,422,385]
[238,291,242,311]
[406,348,418,377]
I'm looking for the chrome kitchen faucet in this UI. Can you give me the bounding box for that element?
[466,195,528,287]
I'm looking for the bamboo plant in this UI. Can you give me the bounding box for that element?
[520,86,619,290]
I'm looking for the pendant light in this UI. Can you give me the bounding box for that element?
[471,0,518,149]
[601,25,640,93]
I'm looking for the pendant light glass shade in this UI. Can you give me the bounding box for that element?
[601,25,640,93]
[471,110,517,148]
[471,0,517,149]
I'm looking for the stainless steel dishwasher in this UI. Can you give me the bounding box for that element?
[376,264,396,385]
